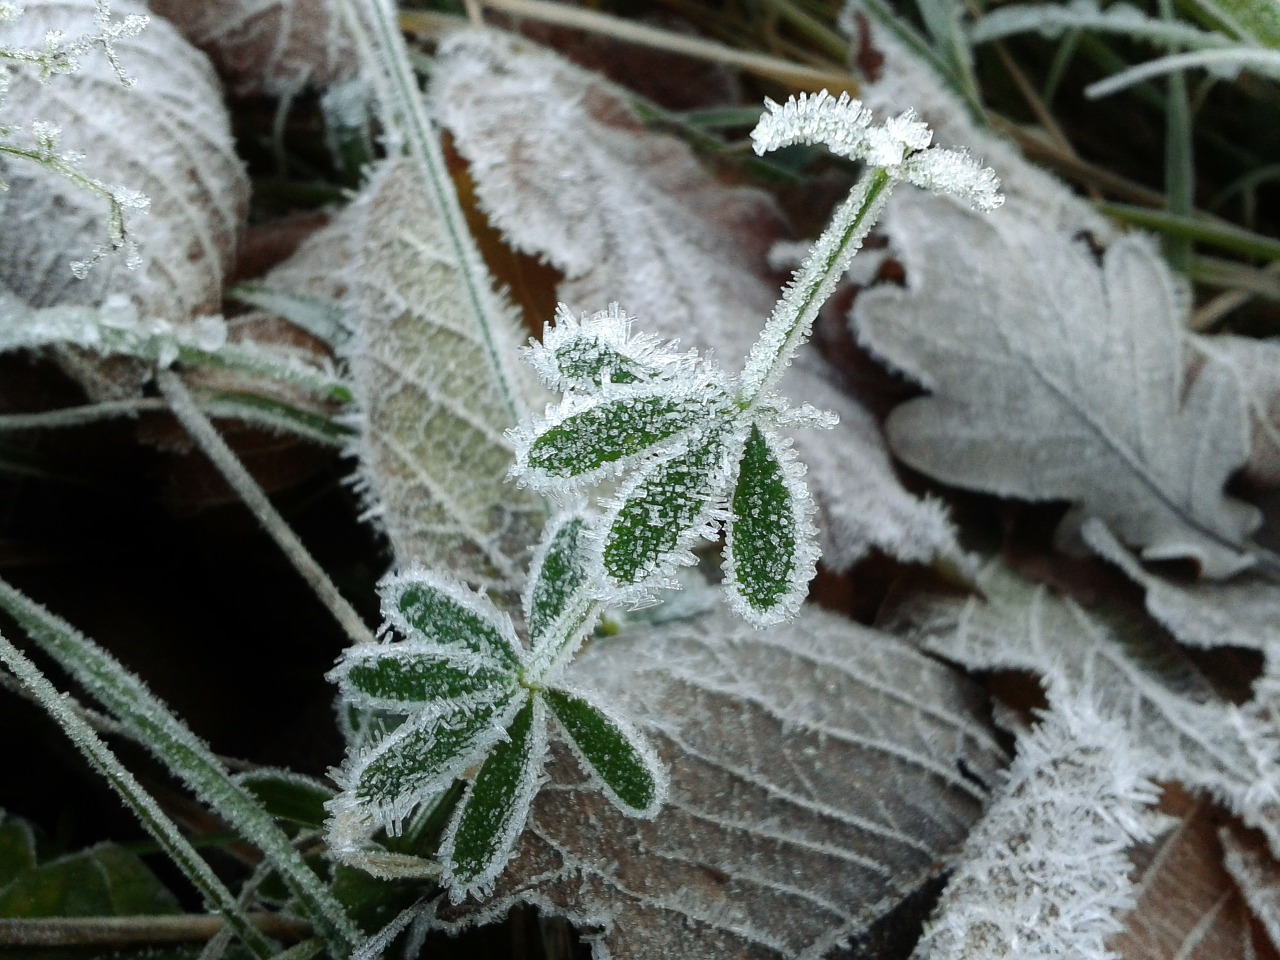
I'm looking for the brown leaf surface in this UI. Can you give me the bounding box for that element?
[1112,788,1277,960]
[148,0,357,96]
[429,605,1007,960]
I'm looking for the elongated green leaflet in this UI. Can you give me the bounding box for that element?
[524,393,711,479]
[544,688,662,816]
[353,695,518,824]
[335,645,514,710]
[442,695,545,899]
[525,514,592,644]
[727,425,800,618]
[603,436,727,588]
[389,574,522,669]
[550,337,647,387]
[0,578,360,956]
[236,770,334,830]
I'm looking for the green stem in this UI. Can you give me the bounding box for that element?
[740,166,894,406]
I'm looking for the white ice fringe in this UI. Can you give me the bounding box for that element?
[751,90,1003,212]
[912,690,1161,960]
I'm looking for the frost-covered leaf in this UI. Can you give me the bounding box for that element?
[600,432,732,594]
[543,686,664,818]
[524,511,593,645]
[147,0,357,96]
[235,768,333,830]
[886,558,1280,857]
[428,605,1007,959]
[913,693,1160,960]
[1084,519,1280,653]
[342,693,523,833]
[381,569,524,670]
[1194,335,1280,488]
[513,382,730,491]
[1111,793,1273,960]
[433,28,962,572]
[0,0,246,337]
[854,193,1259,578]
[724,423,819,625]
[330,643,515,712]
[344,159,546,589]
[439,695,548,903]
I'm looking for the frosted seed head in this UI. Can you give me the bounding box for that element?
[751,90,874,160]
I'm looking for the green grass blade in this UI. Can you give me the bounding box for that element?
[0,630,276,959]
[0,578,361,957]
[1097,202,1280,259]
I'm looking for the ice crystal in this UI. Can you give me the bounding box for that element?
[327,511,666,902]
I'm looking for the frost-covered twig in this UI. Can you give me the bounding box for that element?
[0,0,150,273]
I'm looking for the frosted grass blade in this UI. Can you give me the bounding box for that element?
[0,630,277,960]
[0,576,360,956]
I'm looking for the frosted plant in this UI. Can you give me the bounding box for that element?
[0,0,150,274]
[510,91,1001,626]
[327,511,666,902]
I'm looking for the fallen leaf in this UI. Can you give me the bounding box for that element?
[427,604,1007,960]
[1193,335,1280,489]
[885,557,1280,857]
[1112,790,1276,960]
[148,0,357,96]
[341,159,547,589]
[854,193,1259,578]
[431,28,963,573]
[1221,823,1280,951]
[0,0,247,323]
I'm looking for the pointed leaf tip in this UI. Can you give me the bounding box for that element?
[544,687,665,817]
[725,424,818,625]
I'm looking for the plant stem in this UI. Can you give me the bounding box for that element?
[0,915,312,948]
[157,370,375,648]
[740,166,894,406]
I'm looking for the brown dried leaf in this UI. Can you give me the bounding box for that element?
[1221,824,1280,950]
[429,605,1007,960]
[431,28,963,573]
[1112,790,1276,960]
[0,0,246,323]
[147,0,357,96]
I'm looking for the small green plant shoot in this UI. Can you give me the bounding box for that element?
[328,89,1002,902]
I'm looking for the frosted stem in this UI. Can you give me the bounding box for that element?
[0,914,312,949]
[158,371,374,647]
[0,631,277,960]
[0,398,168,430]
[335,0,530,431]
[739,166,893,405]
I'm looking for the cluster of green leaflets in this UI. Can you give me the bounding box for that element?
[328,513,665,901]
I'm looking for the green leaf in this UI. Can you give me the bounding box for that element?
[602,434,729,590]
[524,512,593,644]
[0,813,37,881]
[543,688,663,817]
[0,844,182,918]
[440,695,547,901]
[351,694,521,828]
[519,389,719,484]
[385,572,523,670]
[236,770,334,831]
[333,643,515,711]
[724,424,817,625]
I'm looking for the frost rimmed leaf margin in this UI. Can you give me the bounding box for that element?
[327,510,667,902]
[509,93,1002,626]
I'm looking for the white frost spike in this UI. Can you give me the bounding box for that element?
[751,91,1002,211]
[525,302,698,393]
[913,691,1161,960]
